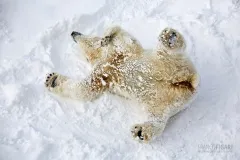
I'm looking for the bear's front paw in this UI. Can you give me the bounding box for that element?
[131,123,153,143]
[45,73,59,88]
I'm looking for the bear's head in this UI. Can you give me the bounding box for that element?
[71,31,103,65]
[71,26,143,66]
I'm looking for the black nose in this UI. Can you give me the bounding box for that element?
[71,31,82,43]
[71,31,82,37]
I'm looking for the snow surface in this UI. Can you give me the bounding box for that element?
[0,0,240,159]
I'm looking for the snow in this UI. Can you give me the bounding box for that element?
[0,0,240,159]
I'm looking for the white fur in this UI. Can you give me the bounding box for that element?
[45,26,199,143]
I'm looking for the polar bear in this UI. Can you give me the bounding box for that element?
[45,26,199,142]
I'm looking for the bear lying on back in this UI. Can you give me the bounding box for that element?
[45,26,199,142]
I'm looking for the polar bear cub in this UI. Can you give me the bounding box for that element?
[45,26,199,142]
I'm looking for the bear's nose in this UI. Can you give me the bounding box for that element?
[71,31,82,43]
[71,31,82,37]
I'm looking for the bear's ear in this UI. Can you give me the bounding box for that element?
[101,26,121,46]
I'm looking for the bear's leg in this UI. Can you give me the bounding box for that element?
[131,118,168,143]
[158,28,186,53]
[45,72,105,101]
[131,103,171,142]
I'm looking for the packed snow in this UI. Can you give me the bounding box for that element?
[0,0,240,159]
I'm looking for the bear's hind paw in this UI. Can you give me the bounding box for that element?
[159,28,185,51]
[131,123,153,143]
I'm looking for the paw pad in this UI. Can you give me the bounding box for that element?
[45,73,58,88]
[159,28,184,50]
[131,124,152,142]
[132,126,144,140]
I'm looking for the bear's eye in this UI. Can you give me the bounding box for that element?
[87,42,93,47]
